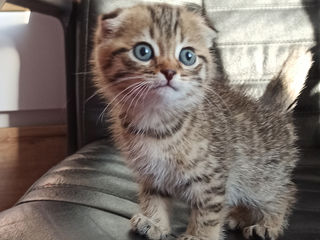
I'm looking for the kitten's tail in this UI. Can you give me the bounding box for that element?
[260,48,313,111]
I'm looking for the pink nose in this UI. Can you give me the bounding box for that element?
[160,69,176,81]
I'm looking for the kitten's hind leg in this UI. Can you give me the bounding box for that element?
[225,205,262,231]
[226,185,296,240]
[244,184,296,240]
[242,209,286,240]
[225,205,285,240]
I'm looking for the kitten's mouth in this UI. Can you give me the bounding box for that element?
[153,83,178,91]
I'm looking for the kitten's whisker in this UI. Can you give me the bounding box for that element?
[142,85,152,105]
[107,74,155,88]
[133,85,149,112]
[129,87,153,135]
[112,76,144,84]
[116,83,146,118]
[107,81,142,108]
[97,106,108,124]
[131,86,147,115]
[107,77,140,88]
[85,88,104,104]
[132,86,151,135]
[98,86,137,123]
[113,89,140,118]
[123,83,148,122]
[133,85,150,112]
[96,82,142,124]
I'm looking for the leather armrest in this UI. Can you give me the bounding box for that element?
[7,0,73,25]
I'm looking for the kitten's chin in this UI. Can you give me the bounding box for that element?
[140,86,200,113]
[146,85,181,103]
[152,86,178,98]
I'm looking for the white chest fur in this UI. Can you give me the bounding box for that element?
[123,136,188,193]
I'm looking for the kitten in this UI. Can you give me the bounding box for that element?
[92,3,313,240]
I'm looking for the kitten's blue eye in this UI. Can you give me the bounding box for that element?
[179,48,197,66]
[133,43,153,61]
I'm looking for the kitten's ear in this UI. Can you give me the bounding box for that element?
[185,3,203,15]
[202,13,218,40]
[203,26,218,47]
[185,3,218,40]
[206,23,218,40]
[97,8,123,38]
[201,14,218,44]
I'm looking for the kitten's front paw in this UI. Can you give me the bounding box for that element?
[131,213,169,240]
[177,234,206,240]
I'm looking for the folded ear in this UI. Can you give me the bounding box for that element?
[201,12,218,41]
[206,22,218,41]
[185,3,203,15]
[97,8,123,38]
[185,3,218,41]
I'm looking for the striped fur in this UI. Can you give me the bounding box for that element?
[92,3,312,240]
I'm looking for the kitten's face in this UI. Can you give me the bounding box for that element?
[93,4,217,122]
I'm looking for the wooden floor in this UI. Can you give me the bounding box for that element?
[0,125,67,211]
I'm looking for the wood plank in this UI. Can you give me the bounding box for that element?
[1,3,29,12]
[0,125,67,211]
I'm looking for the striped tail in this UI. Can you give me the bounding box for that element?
[260,48,313,111]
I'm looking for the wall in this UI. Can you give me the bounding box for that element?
[0,11,66,127]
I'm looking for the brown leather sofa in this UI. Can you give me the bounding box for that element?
[0,0,319,239]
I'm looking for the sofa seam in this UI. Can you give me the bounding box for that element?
[206,4,317,12]
[217,39,315,46]
[15,199,133,221]
[21,183,137,203]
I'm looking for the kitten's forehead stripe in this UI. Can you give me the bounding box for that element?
[180,27,185,43]
[162,5,175,38]
[173,10,180,35]
[149,26,154,39]
[147,5,181,51]
[147,6,156,23]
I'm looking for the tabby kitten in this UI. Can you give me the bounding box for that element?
[92,3,312,240]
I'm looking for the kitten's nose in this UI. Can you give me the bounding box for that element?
[160,69,176,81]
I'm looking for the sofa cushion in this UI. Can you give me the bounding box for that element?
[0,140,319,240]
